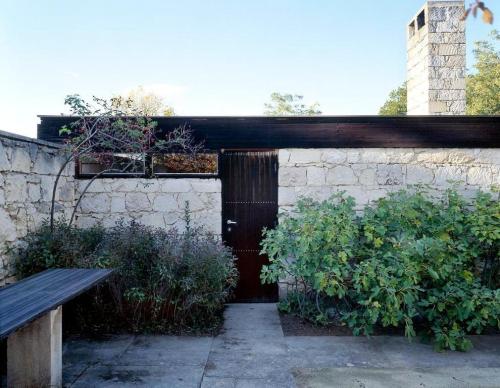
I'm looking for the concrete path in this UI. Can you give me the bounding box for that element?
[200,303,293,387]
[63,303,500,387]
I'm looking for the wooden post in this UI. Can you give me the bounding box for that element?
[7,306,62,388]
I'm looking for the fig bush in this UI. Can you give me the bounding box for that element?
[261,187,499,351]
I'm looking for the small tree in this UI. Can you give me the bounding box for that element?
[379,82,407,116]
[111,86,175,116]
[466,30,500,115]
[50,94,200,231]
[264,93,321,116]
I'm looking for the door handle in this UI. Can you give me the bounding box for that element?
[227,220,237,225]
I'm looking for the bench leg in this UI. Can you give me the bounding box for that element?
[7,306,62,388]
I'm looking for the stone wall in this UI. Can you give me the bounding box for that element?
[278,148,500,212]
[0,131,75,285]
[75,178,222,235]
[407,1,466,115]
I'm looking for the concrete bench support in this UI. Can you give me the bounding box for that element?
[7,306,62,388]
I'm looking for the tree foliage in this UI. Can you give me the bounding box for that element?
[378,82,407,116]
[111,85,175,116]
[264,92,321,116]
[466,30,500,115]
[261,187,500,351]
[50,95,200,230]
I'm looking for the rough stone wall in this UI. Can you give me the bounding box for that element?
[278,148,500,212]
[0,132,75,285]
[407,1,466,115]
[75,178,222,235]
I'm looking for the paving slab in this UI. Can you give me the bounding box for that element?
[286,336,391,368]
[63,335,135,385]
[292,367,500,388]
[286,335,500,370]
[62,304,500,387]
[118,335,213,367]
[71,364,205,388]
[202,304,293,386]
[65,335,212,387]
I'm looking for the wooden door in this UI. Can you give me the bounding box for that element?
[221,151,279,302]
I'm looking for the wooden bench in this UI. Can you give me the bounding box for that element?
[0,268,113,388]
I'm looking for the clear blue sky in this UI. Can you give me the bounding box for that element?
[0,0,497,137]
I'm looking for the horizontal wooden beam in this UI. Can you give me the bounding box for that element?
[38,115,500,149]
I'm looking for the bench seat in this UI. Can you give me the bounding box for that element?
[0,268,112,339]
[0,268,113,387]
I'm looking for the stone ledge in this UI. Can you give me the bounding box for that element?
[0,130,64,149]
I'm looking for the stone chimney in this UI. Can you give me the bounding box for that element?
[407,1,466,115]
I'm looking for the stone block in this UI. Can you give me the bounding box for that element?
[438,43,461,56]
[326,166,357,185]
[10,146,31,172]
[445,55,466,67]
[294,186,335,202]
[0,141,11,171]
[278,187,297,206]
[32,150,57,175]
[200,192,222,210]
[467,167,493,186]
[76,179,110,194]
[306,167,327,186]
[153,193,179,213]
[160,179,191,193]
[5,174,28,202]
[448,100,466,114]
[57,180,74,202]
[376,164,404,186]
[429,55,446,67]
[357,168,377,186]
[278,150,291,165]
[359,149,391,163]
[39,175,56,199]
[428,7,446,21]
[288,149,321,164]
[321,150,347,164]
[137,213,166,228]
[0,208,17,242]
[346,150,361,163]
[178,192,206,212]
[434,166,466,186]
[446,149,478,164]
[279,167,307,186]
[477,150,500,165]
[110,179,138,192]
[407,165,434,184]
[8,306,62,388]
[79,193,111,214]
[110,196,126,213]
[342,186,387,207]
[124,192,150,212]
[429,101,448,113]
[28,183,42,202]
[190,179,221,193]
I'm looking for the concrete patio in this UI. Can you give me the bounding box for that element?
[63,304,500,388]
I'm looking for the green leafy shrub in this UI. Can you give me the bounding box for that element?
[261,188,499,351]
[261,194,358,322]
[15,219,238,334]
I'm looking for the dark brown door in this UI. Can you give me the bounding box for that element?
[221,151,279,302]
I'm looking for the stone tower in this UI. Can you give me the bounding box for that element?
[407,1,466,115]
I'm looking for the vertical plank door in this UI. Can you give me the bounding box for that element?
[221,151,279,302]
